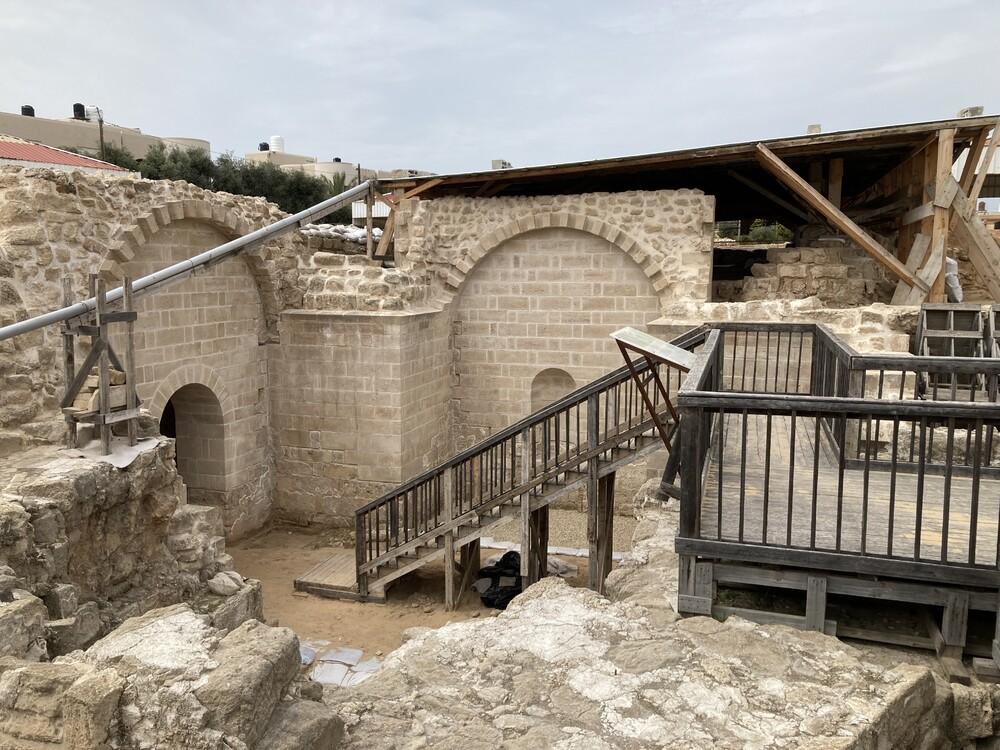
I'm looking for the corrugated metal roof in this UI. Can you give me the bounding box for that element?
[0,135,126,171]
[351,199,391,219]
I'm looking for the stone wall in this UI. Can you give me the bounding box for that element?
[269,310,451,526]
[393,189,716,307]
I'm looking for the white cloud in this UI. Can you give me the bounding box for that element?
[0,0,996,173]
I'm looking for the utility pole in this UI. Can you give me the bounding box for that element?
[90,105,105,161]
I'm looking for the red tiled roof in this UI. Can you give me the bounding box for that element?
[0,137,126,171]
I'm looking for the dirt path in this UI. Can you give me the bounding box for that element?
[228,525,594,660]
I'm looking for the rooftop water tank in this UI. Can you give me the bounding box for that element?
[72,103,86,120]
[269,135,285,153]
[258,142,269,151]
[20,105,34,117]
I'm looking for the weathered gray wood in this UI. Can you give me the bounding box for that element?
[123,278,137,447]
[587,396,600,589]
[443,467,456,610]
[942,591,970,648]
[95,276,111,455]
[675,537,1000,588]
[805,576,827,632]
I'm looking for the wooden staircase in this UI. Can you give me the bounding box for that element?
[295,326,709,605]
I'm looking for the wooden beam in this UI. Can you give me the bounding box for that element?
[373,211,395,260]
[928,129,956,301]
[402,178,443,199]
[754,143,926,290]
[727,170,813,222]
[969,119,1000,208]
[960,126,991,193]
[950,179,1000,300]
[827,158,843,208]
[373,191,397,211]
[901,202,935,226]
[365,189,374,259]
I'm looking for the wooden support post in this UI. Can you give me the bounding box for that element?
[61,277,77,449]
[586,395,600,590]
[942,590,970,652]
[355,513,368,598]
[929,129,956,302]
[443,467,456,610]
[365,187,374,259]
[754,143,926,291]
[519,428,531,580]
[960,126,991,194]
[993,590,1000,670]
[805,576,828,632]
[808,161,823,192]
[123,278,137,447]
[535,504,549,583]
[458,538,481,605]
[594,472,615,593]
[969,120,1000,209]
[94,276,111,455]
[827,158,843,208]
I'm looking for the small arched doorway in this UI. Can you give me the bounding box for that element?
[531,368,577,413]
[159,383,226,506]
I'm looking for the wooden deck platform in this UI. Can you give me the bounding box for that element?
[701,413,1000,567]
[294,548,388,603]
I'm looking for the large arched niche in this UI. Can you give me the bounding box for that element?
[450,226,662,448]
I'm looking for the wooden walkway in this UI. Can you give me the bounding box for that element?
[701,413,1000,567]
[295,548,388,603]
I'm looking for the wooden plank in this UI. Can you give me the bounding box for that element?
[960,126,991,193]
[365,189,374,259]
[61,277,77,449]
[928,129,956,301]
[123,278,137,447]
[950,182,1000,300]
[726,169,813,222]
[610,327,694,370]
[443,467,455,610]
[805,576,827,632]
[754,143,926,290]
[942,591,970,648]
[373,211,395,260]
[890,234,931,305]
[901,202,935,226]
[402,178,443,199]
[827,158,843,208]
[969,119,1000,207]
[95,276,111,455]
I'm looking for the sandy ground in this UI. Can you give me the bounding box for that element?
[228,512,603,660]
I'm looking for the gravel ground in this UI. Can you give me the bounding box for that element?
[486,508,637,552]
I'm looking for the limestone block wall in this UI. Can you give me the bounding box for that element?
[393,189,716,307]
[269,310,450,526]
[449,226,663,449]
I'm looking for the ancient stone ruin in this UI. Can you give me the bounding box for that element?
[2,113,1000,748]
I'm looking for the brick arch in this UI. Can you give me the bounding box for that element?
[442,213,665,302]
[103,198,281,337]
[148,362,234,423]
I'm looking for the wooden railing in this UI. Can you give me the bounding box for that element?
[676,322,1000,588]
[354,325,709,593]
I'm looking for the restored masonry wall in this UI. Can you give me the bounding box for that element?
[1,167,926,533]
[393,189,717,306]
[269,310,451,526]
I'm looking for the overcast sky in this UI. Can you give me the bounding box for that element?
[1,0,998,175]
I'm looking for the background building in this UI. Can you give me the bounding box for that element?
[0,104,210,157]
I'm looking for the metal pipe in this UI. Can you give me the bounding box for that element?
[0,181,374,342]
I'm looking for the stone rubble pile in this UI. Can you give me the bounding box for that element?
[326,483,1000,749]
[0,603,341,749]
[0,439,249,663]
